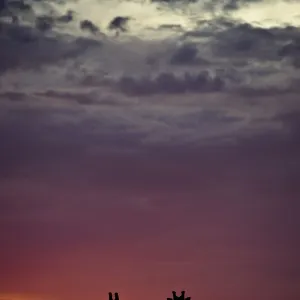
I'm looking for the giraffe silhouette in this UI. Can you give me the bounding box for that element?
[109,292,119,300]
[167,291,191,300]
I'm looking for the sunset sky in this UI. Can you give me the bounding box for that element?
[0,1,300,300]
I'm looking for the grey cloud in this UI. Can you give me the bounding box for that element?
[56,10,74,23]
[271,27,300,68]
[0,0,5,11]
[151,0,197,3]
[0,91,28,101]
[169,43,210,65]
[158,24,184,31]
[268,25,300,40]
[184,19,300,67]
[114,71,225,96]
[36,89,98,105]
[138,109,242,144]
[0,97,236,154]
[108,16,131,33]
[0,21,102,73]
[222,0,262,10]
[152,0,262,11]
[0,85,299,184]
[278,40,300,58]
[35,15,55,32]
[80,19,100,35]
[201,0,263,13]
[35,89,125,106]
[0,107,231,177]
[1,85,298,156]
[0,92,299,182]
[291,56,300,68]
[6,0,32,11]
[187,17,237,37]
[212,23,278,60]
[234,79,300,97]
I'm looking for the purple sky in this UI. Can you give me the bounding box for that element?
[1,1,300,300]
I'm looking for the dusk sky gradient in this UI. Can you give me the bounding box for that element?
[1,1,300,300]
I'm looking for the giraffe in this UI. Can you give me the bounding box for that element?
[108,292,119,300]
[167,291,191,300]
[107,290,191,300]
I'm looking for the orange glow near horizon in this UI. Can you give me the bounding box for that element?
[0,294,57,300]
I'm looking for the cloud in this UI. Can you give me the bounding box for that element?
[0,21,102,73]
[212,22,277,59]
[0,91,28,101]
[113,71,225,96]
[0,0,300,153]
[169,43,209,65]
[278,39,300,67]
[0,0,299,92]
[0,83,299,169]
[79,19,100,35]
[182,19,300,69]
[35,89,100,105]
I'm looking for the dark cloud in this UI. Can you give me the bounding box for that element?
[35,15,55,32]
[203,0,263,12]
[0,0,34,25]
[0,90,28,101]
[114,71,225,96]
[222,0,262,10]
[151,0,197,3]
[212,22,278,59]
[291,56,300,68]
[269,25,300,42]
[278,40,300,58]
[0,0,6,11]
[183,19,300,68]
[0,86,298,180]
[108,16,131,33]
[169,43,209,65]
[37,89,98,104]
[7,0,32,11]
[56,10,74,23]
[0,94,298,179]
[34,89,122,106]
[0,21,102,73]
[80,19,100,35]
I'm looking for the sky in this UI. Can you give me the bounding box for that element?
[0,0,300,300]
